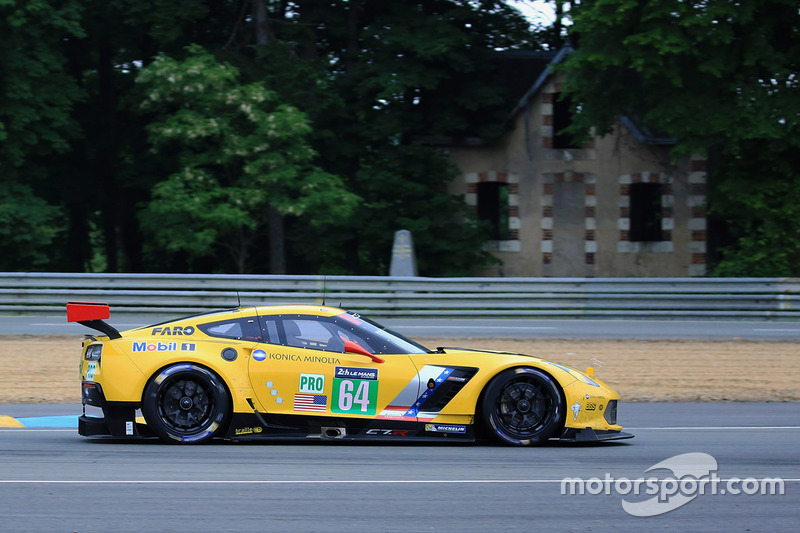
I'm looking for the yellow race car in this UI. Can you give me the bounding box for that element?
[69,302,632,445]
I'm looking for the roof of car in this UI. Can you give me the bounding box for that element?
[136,304,348,332]
[249,304,345,316]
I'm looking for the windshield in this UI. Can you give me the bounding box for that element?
[338,312,430,354]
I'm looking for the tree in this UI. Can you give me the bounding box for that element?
[0,0,84,169]
[136,45,358,273]
[243,0,536,275]
[55,0,239,272]
[0,0,548,275]
[558,0,800,275]
[0,0,84,270]
[345,144,493,276]
[708,141,800,276]
[0,185,63,270]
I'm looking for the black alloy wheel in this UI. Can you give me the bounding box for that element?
[481,367,563,446]
[142,364,230,444]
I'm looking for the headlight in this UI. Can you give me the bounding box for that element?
[84,344,102,361]
[604,400,617,425]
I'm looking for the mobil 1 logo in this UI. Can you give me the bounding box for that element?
[331,367,378,416]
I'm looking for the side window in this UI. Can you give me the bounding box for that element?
[259,317,281,345]
[283,319,337,351]
[253,313,416,355]
[198,317,262,340]
[278,317,372,354]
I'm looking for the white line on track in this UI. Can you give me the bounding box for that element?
[1,479,798,485]
[0,480,562,485]
[751,328,800,332]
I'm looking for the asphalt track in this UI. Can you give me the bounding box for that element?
[2,314,798,530]
[4,313,800,339]
[1,403,797,532]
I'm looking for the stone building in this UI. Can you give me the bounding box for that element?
[444,50,707,277]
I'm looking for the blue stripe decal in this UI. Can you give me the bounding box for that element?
[403,367,454,417]
[15,415,79,428]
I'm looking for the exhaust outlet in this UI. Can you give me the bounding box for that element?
[321,427,346,438]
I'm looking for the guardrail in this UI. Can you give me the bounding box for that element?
[1,273,799,320]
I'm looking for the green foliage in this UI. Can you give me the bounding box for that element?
[266,1,533,274]
[711,142,800,276]
[137,45,358,272]
[561,0,799,154]
[0,184,62,270]
[0,0,85,271]
[0,0,541,275]
[328,0,538,141]
[0,0,85,169]
[560,0,800,275]
[352,144,495,276]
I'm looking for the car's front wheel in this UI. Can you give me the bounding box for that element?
[142,364,230,444]
[480,367,564,446]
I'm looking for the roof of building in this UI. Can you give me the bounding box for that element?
[418,46,675,147]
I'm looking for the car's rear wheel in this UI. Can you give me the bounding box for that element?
[142,364,229,444]
[480,367,563,446]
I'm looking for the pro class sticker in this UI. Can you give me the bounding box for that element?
[299,373,325,394]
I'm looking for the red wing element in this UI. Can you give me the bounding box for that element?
[343,339,385,364]
[67,301,121,339]
[67,301,111,322]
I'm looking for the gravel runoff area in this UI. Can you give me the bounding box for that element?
[1,335,798,403]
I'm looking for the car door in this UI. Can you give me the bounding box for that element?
[247,313,420,421]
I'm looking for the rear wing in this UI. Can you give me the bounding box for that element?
[67,301,121,339]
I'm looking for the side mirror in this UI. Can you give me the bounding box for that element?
[343,339,384,364]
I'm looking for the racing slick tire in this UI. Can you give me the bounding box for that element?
[142,363,230,444]
[480,367,564,446]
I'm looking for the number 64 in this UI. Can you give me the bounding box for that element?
[338,380,370,412]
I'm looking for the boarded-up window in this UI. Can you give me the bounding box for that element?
[629,183,663,242]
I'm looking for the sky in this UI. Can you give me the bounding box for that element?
[510,0,559,26]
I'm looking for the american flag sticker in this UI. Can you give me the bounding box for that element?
[294,393,327,413]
